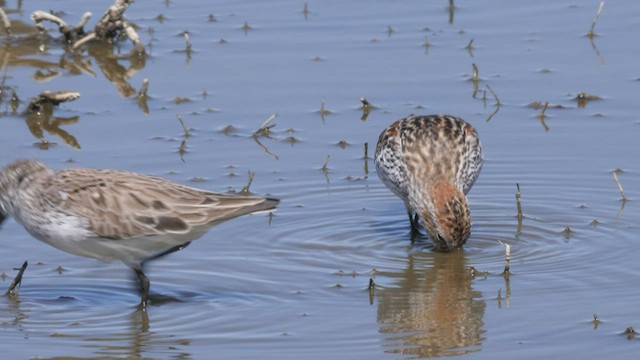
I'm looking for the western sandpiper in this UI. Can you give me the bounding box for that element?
[375,114,483,250]
[0,159,279,307]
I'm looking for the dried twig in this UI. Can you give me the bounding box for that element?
[422,36,431,54]
[516,183,523,220]
[71,32,96,50]
[516,183,523,232]
[448,0,455,24]
[177,114,190,162]
[465,38,474,57]
[136,78,149,114]
[363,143,369,177]
[253,113,278,136]
[124,24,145,55]
[612,169,627,200]
[360,97,370,121]
[183,31,192,51]
[137,78,149,99]
[470,63,480,98]
[253,136,279,160]
[485,84,501,122]
[6,261,28,295]
[471,63,479,82]
[27,90,80,112]
[587,1,605,38]
[31,11,69,33]
[241,171,255,195]
[498,240,510,277]
[321,155,330,172]
[0,7,11,35]
[368,278,375,305]
[538,101,549,118]
[31,10,92,42]
[177,114,190,138]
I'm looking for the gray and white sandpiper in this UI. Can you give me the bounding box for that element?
[375,114,483,250]
[0,159,279,307]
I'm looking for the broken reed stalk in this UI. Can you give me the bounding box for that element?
[485,84,501,122]
[516,183,523,220]
[0,7,11,34]
[466,38,474,51]
[241,171,255,194]
[498,240,510,276]
[360,97,371,121]
[177,114,190,138]
[176,114,190,162]
[471,63,479,82]
[6,261,28,295]
[466,38,474,57]
[538,101,549,118]
[183,31,191,51]
[321,155,330,172]
[254,113,278,136]
[516,183,523,232]
[486,84,500,105]
[612,170,627,200]
[137,78,149,99]
[587,1,605,38]
[363,142,369,176]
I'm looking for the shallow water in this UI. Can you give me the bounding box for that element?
[0,0,638,359]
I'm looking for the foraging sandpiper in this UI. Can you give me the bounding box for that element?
[375,114,483,250]
[0,159,278,307]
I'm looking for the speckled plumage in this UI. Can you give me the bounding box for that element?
[375,114,483,250]
[0,159,279,306]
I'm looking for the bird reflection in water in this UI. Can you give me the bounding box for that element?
[376,250,485,357]
[1,292,192,359]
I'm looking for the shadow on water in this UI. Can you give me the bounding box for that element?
[376,250,485,357]
[2,289,192,359]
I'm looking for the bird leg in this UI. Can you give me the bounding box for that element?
[132,266,150,309]
[406,209,420,231]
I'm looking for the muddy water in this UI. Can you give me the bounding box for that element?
[0,0,638,359]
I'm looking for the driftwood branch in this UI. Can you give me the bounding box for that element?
[32,0,144,55]
[31,11,92,42]
[27,90,80,111]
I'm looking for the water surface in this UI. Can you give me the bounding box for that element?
[0,0,638,359]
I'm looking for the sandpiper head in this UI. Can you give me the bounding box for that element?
[0,159,50,218]
[420,181,471,251]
